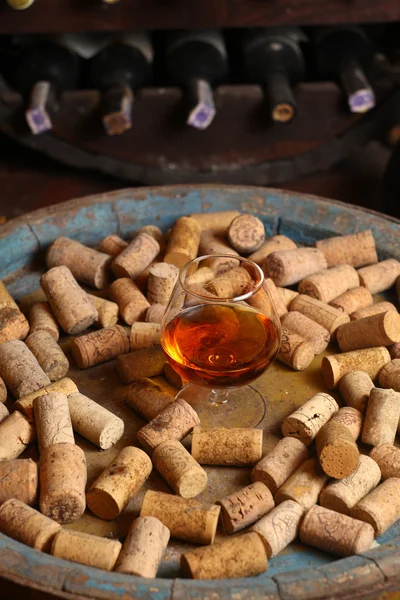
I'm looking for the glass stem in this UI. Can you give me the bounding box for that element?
[209,388,229,405]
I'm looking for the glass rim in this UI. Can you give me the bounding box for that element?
[179,254,265,302]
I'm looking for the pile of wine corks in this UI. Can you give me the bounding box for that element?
[0,212,398,580]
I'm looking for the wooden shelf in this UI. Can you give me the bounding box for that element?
[0,81,397,185]
[0,0,399,35]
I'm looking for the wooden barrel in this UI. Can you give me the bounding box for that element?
[0,185,399,599]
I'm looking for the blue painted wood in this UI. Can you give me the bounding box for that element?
[0,185,399,599]
[0,224,39,279]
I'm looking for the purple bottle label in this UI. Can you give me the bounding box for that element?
[348,88,376,114]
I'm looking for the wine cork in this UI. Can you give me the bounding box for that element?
[152,439,208,498]
[251,500,304,557]
[0,402,8,423]
[281,312,330,355]
[264,278,288,318]
[164,216,201,269]
[147,262,179,305]
[130,322,161,350]
[141,490,220,545]
[211,266,252,298]
[191,426,262,466]
[275,459,328,509]
[300,505,375,556]
[251,437,309,494]
[67,392,124,449]
[298,265,360,304]
[321,347,391,388]
[199,232,239,274]
[278,287,299,309]
[277,328,314,371]
[0,459,38,506]
[15,377,78,420]
[217,482,275,534]
[109,278,150,325]
[137,398,200,454]
[51,529,122,571]
[330,287,373,315]
[86,446,152,520]
[264,248,327,287]
[337,310,400,353]
[125,378,175,421]
[186,209,240,235]
[289,294,350,336]
[361,387,400,446]
[0,378,6,404]
[351,301,397,321]
[320,455,382,515]
[338,370,374,413]
[330,406,363,440]
[0,499,61,552]
[29,302,59,341]
[115,517,169,578]
[181,532,267,580]
[138,224,164,244]
[39,443,87,524]
[112,232,160,279]
[0,340,51,399]
[316,230,377,268]
[163,362,189,389]
[0,412,34,460]
[46,237,111,289]
[0,306,30,344]
[316,421,360,479]
[87,294,119,328]
[358,259,400,294]
[389,342,400,359]
[378,358,400,391]
[99,234,128,257]
[351,478,400,536]
[71,324,130,369]
[247,235,296,267]
[0,283,29,341]
[41,266,98,334]
[19,288,47,315]
[227,214,265,254]
[282,393,339,445]
[186,266,215,287]
[146,303,167,324]
[116,347,167,383]
[0,280,19,311]
[25,331,69,381]
[33,392,74,452]
[370,444,400,479]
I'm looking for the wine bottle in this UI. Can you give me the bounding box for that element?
[313,26,375,114]
[242,27,306,124]
[12,38,81,135]
[88,32,153,136]
[165,29,228,130]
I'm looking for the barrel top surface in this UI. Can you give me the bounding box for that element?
[0,184,399,600]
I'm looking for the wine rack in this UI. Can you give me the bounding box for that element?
[0,1,399,186]
[0,1,400,34]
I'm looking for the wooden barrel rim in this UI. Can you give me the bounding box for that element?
[0,184,399,599]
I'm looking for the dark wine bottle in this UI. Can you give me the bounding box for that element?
[88,32,153,136]
[242,27,306,124]
[165,29,228,130]
[12,38,81,135]
[313,26,375,114]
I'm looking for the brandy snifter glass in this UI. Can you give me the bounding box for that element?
[160,255,282,428]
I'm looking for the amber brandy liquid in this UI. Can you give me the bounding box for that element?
[161,303,280,388]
